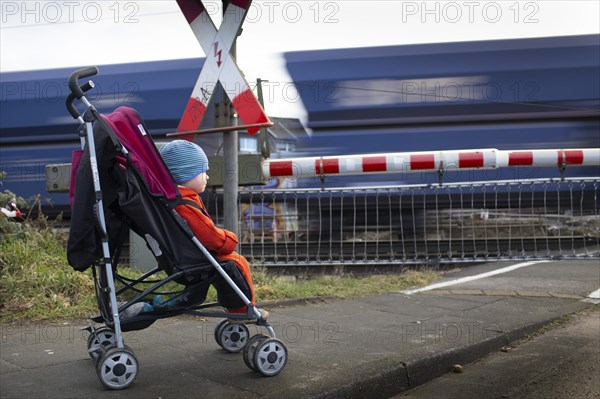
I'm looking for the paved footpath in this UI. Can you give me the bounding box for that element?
[394,307,599,399]
[1,260,598,399]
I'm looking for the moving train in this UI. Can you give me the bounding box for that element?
[284,34,600,187]
[1,34,598,216]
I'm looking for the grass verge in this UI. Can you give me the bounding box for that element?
[251,267,439,301]
[0,222,439,323]
[1,221,97,322]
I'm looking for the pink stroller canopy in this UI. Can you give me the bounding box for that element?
[101,106,178,202]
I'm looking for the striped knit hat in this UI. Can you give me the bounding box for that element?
[160,140,209,183]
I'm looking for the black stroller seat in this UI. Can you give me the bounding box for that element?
[65,67,288,389]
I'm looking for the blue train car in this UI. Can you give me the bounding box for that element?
[1,35,599,214]
[0,58,203,213]
[284,34,600,187]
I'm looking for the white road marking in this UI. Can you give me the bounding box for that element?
[403,261,549,295]
[582,288,600,304]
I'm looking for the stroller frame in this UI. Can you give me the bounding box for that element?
[66,67,287,389]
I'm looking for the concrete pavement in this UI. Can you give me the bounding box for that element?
[394,307,600,399]
[1,260,598,399]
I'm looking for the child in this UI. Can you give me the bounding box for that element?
[159,140,267,321]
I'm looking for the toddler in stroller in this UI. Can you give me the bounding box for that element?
[158,139,268,320]
[65,67,287,390]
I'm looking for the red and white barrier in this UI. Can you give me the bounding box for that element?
[262,148,600,179]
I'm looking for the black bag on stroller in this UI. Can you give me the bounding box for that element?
[65,67,287,389]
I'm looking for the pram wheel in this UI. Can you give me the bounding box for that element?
[252,338,288,377]
[215,320,250,353]
[87,327,116,361]
[96,344,139,390]
[243,334,269,371]
[213,319,229,346]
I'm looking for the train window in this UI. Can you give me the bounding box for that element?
[276,142,296,153]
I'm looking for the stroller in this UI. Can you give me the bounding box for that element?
[65,67,288,389]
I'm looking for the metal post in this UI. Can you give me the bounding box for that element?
[222,0,239,241]
[256,78,271,159]
[222,106,239,239]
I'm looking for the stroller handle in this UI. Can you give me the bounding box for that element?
[68,66,99,99]
[66,81,95,119]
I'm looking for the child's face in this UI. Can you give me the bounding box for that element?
[183,172,209,193]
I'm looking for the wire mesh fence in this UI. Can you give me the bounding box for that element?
[209,178,600,266]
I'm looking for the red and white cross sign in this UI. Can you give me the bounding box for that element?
[176,0,269,139]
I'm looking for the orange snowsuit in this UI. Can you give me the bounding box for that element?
[175,187,255,310]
